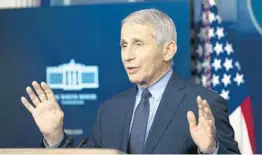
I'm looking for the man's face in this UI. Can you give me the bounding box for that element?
[121,23,165,86]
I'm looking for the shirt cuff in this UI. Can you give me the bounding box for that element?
[43,134,64,148]
[198,141,219,154]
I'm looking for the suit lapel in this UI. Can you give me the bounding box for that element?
[119,86,137,152]
[142,73,187,153]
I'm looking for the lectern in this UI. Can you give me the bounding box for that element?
[0,148,123,154]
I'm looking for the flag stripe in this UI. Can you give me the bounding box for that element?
[229,106,253,154]
[241,96,256,153]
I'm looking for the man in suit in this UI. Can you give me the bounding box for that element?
[21,9,240,154]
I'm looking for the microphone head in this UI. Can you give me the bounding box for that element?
[67,136,75,142]
[77,137,88,148]
[62,136,75,148]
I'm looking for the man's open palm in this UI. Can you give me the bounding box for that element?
[187,96,217,154]
[21,81,64,145]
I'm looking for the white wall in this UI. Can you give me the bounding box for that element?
[0,0,40,9]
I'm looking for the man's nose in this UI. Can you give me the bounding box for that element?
[123,48,135,62]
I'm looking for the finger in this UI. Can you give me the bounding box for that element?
[208,126,216,137]
[203,100,214,120]
[26,86,40,107]
[41,82,55,101]
[205,118,216,137]
[204,107,214,121]
[21,97,35,113]
[197,96,204,118]
[187,111,197,130]
[32,81,47,102]
[208,119,215,126]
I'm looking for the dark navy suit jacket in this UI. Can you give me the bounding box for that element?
[43,72,240,154]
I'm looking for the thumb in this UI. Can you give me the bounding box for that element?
[187,111,197,130]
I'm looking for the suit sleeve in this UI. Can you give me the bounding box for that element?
[211,94,241,154]
[39,132,73,148]
[84,104,103,148]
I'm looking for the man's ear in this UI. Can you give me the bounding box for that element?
[163,41,177,62]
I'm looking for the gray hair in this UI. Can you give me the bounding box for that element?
[121,8,177,45]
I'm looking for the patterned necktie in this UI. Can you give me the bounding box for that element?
[129,88,151,154]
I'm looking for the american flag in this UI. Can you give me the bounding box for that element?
[195,0,256,153]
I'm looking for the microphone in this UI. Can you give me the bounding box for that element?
[77,137,88,148]
[62,136,75,148]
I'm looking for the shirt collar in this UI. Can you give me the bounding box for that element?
[137,68,173,101]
